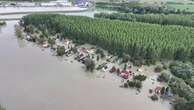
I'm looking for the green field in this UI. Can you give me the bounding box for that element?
[167,4,194,12]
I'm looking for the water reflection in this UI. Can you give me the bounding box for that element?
[0,23,6,33]
[16,38,25,48]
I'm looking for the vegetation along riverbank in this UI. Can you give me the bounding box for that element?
[20,13,194,110]
[22,14,194,65]
[95,13,194,27]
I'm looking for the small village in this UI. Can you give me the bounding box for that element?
[16,21,174,103]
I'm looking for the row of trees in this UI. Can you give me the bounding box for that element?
[169,76,194,110]
[95,13,194,27]
[95,2,193,14]
[156,61,194,110]
[170,62,194,89]
[22,14,194,63]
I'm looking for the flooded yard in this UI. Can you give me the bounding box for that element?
[0,21,172,110]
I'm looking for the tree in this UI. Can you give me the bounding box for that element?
[174,48,189,61]
[157,72,170,82]
[56,46,65,56]
[160,87,165,95]
[84,58,95,72]
[48,38,55,47]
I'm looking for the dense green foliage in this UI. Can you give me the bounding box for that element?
[168,62,194,110]
[154,65,163,73]
[56,46,65,56]
[157,72,170,82]
[127,80,142,89]
[95,13,194,27]
[170,62,194,89]
[22,14,194,63]
[133,74,147,81]
[174,97,194,110]
[169,76,194,110]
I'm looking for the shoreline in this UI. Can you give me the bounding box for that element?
[0,6,89,15]
[0,20,173,110]
[18,21,173,105]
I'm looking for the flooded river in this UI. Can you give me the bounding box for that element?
[0,9,116,20]
[0,20,172,110]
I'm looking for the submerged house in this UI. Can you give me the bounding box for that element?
[120,70,129,79]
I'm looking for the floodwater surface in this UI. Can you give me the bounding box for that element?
[0,21,172,110]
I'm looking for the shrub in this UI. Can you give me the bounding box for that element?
[84,58,95,72]
[170,62,194,80]
[48,38,55,46]
[122,54,130,63]
[133,74,147,81]
[162,64,168,70]
[22,14,194,64]
[128,80,142,89]
[150,94,159,101]
[56,46,65,56]
[157,72,170,82]
[96,49,105,59]
[154,65,163,73]
[174,97,194,110]
[124,82,128,88]
[0,21,6,26]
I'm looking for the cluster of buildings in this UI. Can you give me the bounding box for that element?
[15,0,72,7]
[0,0,90,7]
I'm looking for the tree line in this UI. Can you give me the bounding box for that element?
[96,2,193,14]
[95,13,194,27]
[22,14,194,64]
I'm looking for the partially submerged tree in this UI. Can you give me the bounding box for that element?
[157,72,170,82]
[56,46,65,56]
[15,24,23,39]
[84,58,95,72]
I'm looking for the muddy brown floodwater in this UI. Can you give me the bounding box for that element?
[0,21,172,110]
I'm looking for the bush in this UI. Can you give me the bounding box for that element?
[162,64,168,70]
[84,58,95,72]
[170,62,194,80]
[154,65,163,73]
[56,46,65,56]
[124,82,129,88]
[169,77,194,101]
[122,54,130,63]
[96,49,105,59]
[48,38,55,46]
[157,72,170,82]
[0,21,6,26]
[128,80,142,89]
[130,58,144,66]
[174,97,194,110]
[150,94,159,101]
[133,74,147,81]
